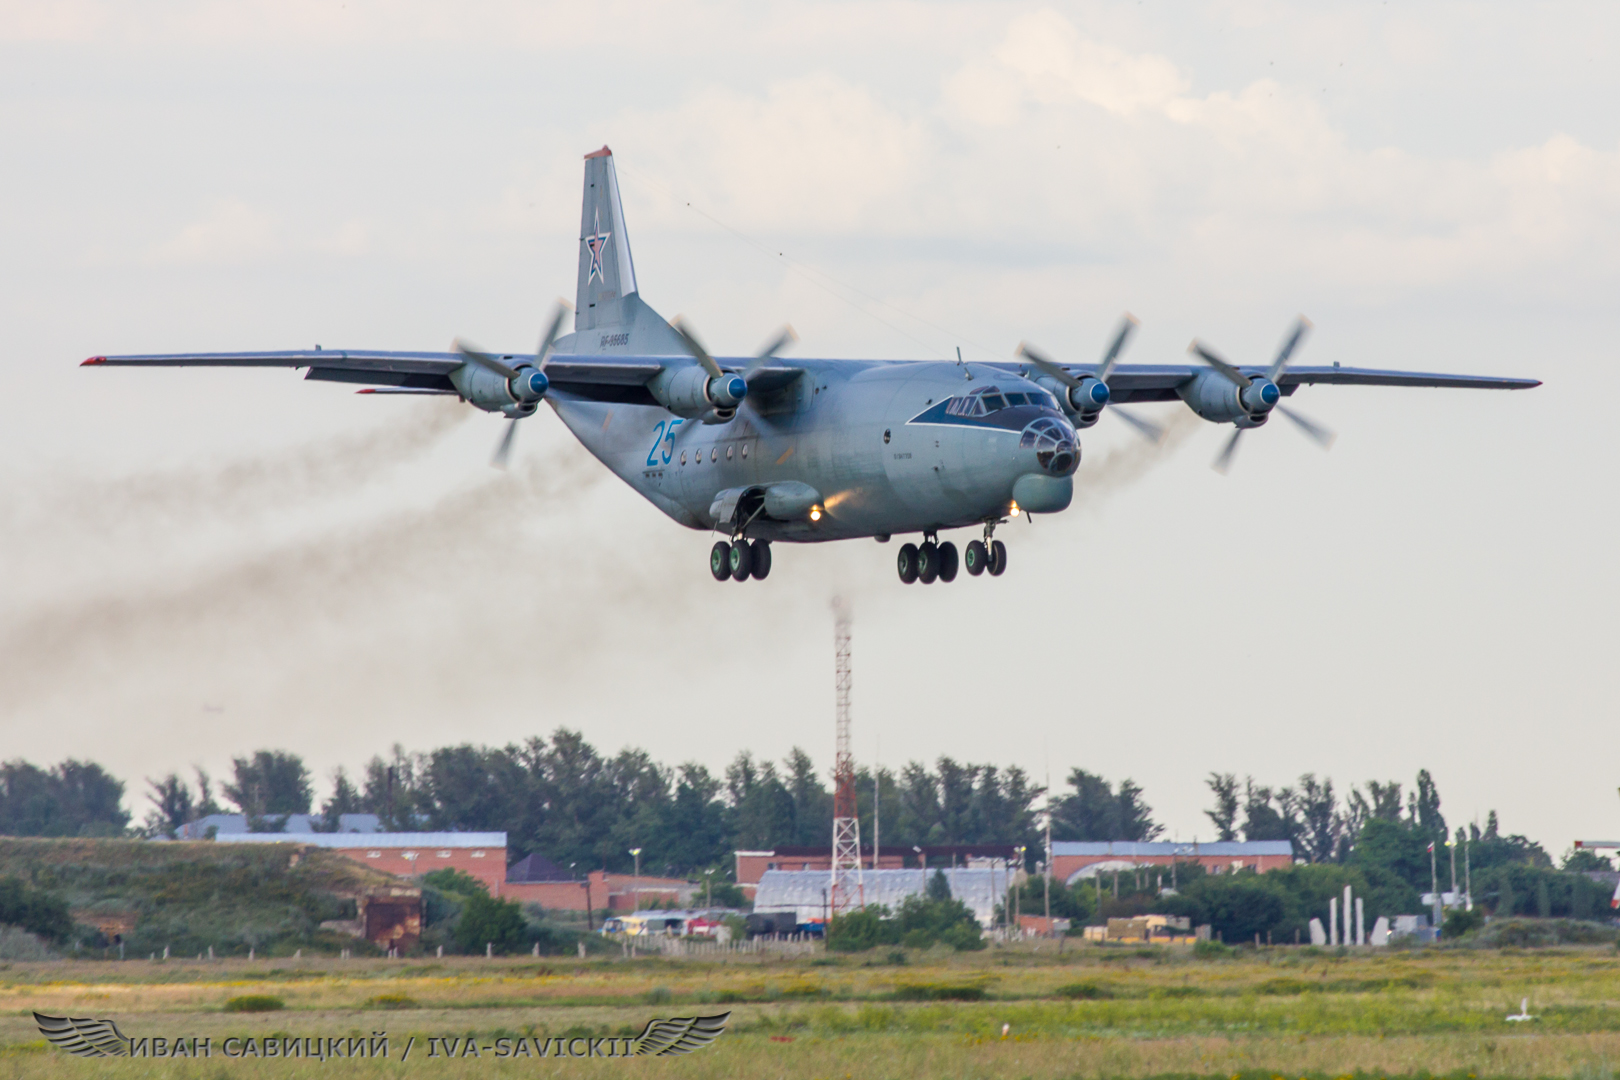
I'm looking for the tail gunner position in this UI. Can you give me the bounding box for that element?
[84,147,1540,585]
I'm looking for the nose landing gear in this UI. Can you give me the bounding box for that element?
[962,524,1007,578]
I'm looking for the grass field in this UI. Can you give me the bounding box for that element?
[3,941,1619,1077]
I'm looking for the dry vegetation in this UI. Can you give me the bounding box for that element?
[2,941,1618,1077]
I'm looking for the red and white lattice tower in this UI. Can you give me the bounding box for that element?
[829,599,864,918]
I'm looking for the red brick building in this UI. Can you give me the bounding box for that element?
[216,832,509,894]
[1052,841,1295,885]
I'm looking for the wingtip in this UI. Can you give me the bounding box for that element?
[584,145,613,159]
[81,356,106,366]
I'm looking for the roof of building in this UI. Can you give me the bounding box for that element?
[751,867,1013,927]
[506,853,577,882]
[174,813,381,840]
[212,832,506,849]
[738,844,1017,859]
[1052,841,1294,857]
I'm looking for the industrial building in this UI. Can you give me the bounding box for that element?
[751,866,1014,928]
[735,844,1016,900]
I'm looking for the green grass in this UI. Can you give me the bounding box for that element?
[1,939,1618,1077]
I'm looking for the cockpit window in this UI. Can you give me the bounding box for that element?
[942,384,1057,418]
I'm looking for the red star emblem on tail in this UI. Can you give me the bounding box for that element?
[585,209,611,285]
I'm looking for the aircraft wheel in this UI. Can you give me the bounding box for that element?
[964,540,988,576]
[938,541,959,582]
[917,541,940,584]
[730,539,754,581]
[896,543,920,584]
[710,541,732,581]
[749,539,772,580]
[988,540,1008,577]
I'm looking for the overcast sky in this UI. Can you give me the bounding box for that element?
[1,1,1615,852]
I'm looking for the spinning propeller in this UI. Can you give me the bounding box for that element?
[668,318,797,443]
[1018,314,1165,442]
[1189,317,1335,473]
[454,301,570,469]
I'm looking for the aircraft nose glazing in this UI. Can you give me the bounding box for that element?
[1020,417,1079,476]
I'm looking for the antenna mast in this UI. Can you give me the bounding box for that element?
[830,598,863,919]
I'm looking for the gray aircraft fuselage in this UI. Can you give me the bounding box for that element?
[554,359,1077,543]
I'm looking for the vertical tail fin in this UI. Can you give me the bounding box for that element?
[576,146,638,331]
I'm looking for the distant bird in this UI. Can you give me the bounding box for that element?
[1001,1023,1011,1039]
[1506,998,1536,1022]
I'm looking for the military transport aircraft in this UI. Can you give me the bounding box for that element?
[84,146,1539,584]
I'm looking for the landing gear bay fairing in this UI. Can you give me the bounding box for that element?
[86,147,1539,584]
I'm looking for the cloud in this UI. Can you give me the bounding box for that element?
[148,200,279,265]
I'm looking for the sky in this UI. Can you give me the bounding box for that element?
[1,1,1616,852]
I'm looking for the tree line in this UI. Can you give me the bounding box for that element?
[2,737,1602,904]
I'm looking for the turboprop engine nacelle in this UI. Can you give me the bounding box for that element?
[450,361,549,418]
[650,363,748,420]
[1034,375,1110,429]
[1178,368,1280,426]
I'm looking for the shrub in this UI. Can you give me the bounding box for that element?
[421,868,488,898]
[224,995,285,1012]
[0,877,72,942]
[1057,981,1115,1000]
[1193,939,1235,959]
[891,983,985,1001]
[1442,907,1486,938]
[366,994,418,1009]
[452,894,527,955]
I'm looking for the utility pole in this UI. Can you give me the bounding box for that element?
[1464,834,1473,911]
[872,736,880,872]
[1043,768,1052,926]
[705,868,713,910]
[829,599,863,919]
[1429,840,1441,932]
[1448,832,1458,896]
[630,848,642,913]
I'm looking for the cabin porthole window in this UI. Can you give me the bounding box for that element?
[741,443,749,459]
[726,445,734,461]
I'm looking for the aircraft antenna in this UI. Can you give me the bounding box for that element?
[830,598,864,921]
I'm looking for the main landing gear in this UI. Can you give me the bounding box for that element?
[710,538,771,582]
[898,526,1005,584]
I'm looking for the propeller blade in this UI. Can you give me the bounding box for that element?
[1096,313,1139,383]
[454,339,521,381]
[670,317,725,380]
[1266,317,1312,383]
[1016,342,1082,389]
[743,325,797,379]
[1277,403,1336,449]
[491,417,520,469]
[1212,428,1244,473]
[536,301,571,371]
[1189,341,1251,389]
[1110,405,1165,443]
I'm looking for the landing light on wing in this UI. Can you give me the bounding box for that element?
[1009,500,1021,518]
[809,506,822,521]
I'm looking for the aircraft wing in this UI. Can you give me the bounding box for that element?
[990,361,1540,403]
[82,349,669,402]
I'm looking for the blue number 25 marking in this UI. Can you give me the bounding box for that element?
[646,420,683,467]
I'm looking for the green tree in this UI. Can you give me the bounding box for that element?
[453,894,528,954]
[145,773,193,838]
[0,759,129,837]
[1051,770,1161,842]
[318,767,364,829]
[0,877,72,942]
[1204,773,1240,841]
[223,750,312,821]
[422,868,489,897]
